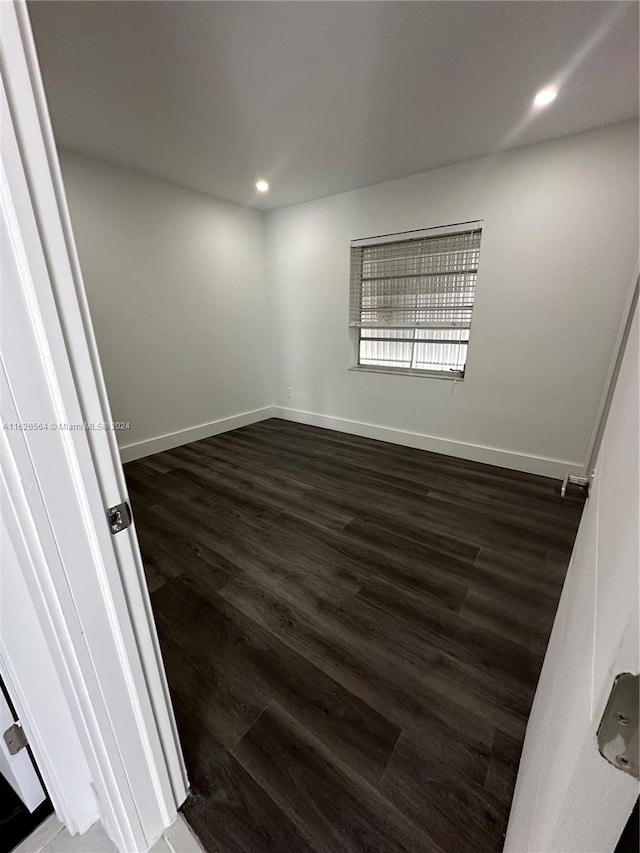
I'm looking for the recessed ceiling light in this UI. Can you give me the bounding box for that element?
[533,87,558,108]
[256,179,269,193]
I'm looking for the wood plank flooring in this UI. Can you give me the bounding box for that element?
[124,419,585,853]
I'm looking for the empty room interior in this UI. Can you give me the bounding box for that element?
[2,1,639,852]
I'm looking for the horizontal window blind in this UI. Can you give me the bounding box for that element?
[350,224,482,376]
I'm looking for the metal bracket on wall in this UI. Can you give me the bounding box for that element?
[561,471,594,498]
[597,673,639,780]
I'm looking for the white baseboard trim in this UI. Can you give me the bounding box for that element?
[273,406,584,479]
[117,403,584,478]
[118,406,275,463]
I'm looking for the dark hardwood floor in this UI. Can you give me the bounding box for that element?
[124,418,585,853]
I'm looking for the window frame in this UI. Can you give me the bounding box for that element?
[349,220,483,380]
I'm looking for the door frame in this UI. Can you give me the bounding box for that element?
[1,2,187,849]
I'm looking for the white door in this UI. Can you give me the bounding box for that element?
[0,646,46,813]
[1,512,47,815]
[1,512,48,815]
[505,296,639,852]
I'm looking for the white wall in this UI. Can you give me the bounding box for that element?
[265,121,639,477]
[61,124,638,477]
[59,150,273,460]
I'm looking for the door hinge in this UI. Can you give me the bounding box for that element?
[3,722,28,756]
[106,501,132,534]
[597,672,639,780]
[560,470,594,498]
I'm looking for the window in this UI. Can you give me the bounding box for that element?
[349,221,482,378]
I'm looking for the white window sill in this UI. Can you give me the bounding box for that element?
[349,365,464,381]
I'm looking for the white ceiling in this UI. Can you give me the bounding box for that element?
[29,1,638,210]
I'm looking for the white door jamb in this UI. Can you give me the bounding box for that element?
[0,2,188,849]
